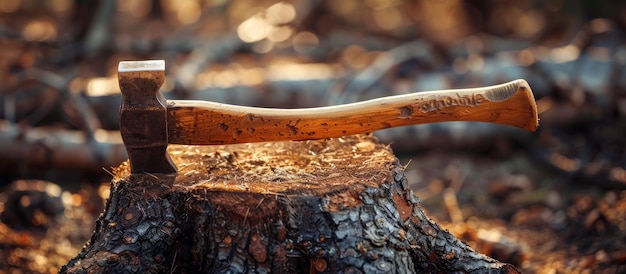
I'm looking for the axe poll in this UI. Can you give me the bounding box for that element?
[119,60,538,174]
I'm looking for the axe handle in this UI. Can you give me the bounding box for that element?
[167,79,538,145]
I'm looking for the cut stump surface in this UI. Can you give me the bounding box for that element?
[61,135,519,273]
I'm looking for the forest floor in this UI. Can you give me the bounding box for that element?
[401,151,626,273]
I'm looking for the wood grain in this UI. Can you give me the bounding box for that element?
[167,79,538,145]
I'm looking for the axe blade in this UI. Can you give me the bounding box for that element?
[118,60,177,174]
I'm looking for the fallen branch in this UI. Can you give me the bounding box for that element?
[0,121,126,173]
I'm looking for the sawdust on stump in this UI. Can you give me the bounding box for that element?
[62,135,519,273]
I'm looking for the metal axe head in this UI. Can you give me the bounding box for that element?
[118,60,176,174]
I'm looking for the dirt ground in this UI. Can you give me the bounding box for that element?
[401,151,626,273]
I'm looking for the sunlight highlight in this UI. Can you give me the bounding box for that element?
[86,77,121,96]
[237,2,296,44]
[22,20,57,42]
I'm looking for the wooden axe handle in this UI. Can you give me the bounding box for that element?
[167,79,538,145]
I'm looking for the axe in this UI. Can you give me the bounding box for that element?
[119,60,538,174]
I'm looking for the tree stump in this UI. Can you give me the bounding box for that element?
[61,135,519,273]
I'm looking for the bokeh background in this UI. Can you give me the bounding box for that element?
[1,0,625,272]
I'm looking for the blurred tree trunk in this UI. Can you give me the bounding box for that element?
[60,135,519,273]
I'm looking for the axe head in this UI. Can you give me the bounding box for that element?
[118,60,176,174]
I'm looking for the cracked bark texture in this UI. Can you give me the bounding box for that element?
[61,135,519,273]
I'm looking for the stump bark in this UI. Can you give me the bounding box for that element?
[61,135,519,273]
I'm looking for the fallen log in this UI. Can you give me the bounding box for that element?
[0,121,126,173]
[61,135,519,273]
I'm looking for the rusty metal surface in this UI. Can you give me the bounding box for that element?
[118,61,176,174]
